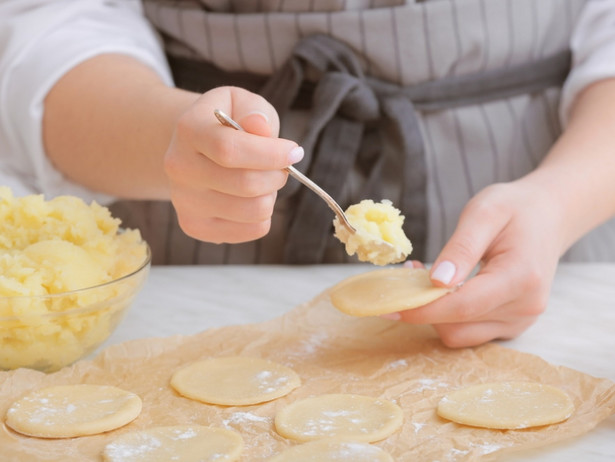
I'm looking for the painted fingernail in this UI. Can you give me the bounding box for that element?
[289,146,304,164]
[246,110,269,123]
[432,260,456,285]
[380,312,401,321]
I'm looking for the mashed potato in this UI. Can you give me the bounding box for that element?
[0,187,148,371]
[333,199,412,266]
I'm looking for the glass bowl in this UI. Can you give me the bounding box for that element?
[0,245,151,372]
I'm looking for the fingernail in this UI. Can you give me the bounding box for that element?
[432,260,456,285]
[246,110,269,123]
[289,146,304,164]
[380,312,401,321]
[403,261,414,268]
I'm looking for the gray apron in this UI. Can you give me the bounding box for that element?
[113,0,614,265]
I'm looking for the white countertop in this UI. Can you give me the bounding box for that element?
[106,263,615,461]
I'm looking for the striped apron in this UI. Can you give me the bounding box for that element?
[111,0,615,265]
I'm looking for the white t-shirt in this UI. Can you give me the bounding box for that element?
[0,0,172,202]
[0,0,614,202]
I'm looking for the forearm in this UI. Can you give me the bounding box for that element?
[43,54,199,200]
[521,78,615,254]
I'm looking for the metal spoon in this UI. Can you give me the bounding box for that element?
[213,108,357,236]
[213,109,404,264]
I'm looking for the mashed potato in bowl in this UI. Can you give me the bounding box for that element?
[0,187,150,372]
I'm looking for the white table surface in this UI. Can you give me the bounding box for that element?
[106,263,615,461]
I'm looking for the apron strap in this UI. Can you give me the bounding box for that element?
[260,35,394,263]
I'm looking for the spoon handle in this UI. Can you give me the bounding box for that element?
[213,109,356,234]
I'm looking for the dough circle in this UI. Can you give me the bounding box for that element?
[437,382,575,429]
[274,394,403,442]
[5,384,142,438]
[170,356,301,406]
[268,438,393,462]
[103,425,243,462]
[330,268,449,316]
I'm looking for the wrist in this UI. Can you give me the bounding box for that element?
[519,155,614,257]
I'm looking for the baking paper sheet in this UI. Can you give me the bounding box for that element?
[1,289,614,461]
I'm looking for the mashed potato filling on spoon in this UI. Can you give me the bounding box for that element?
[333,199,412,266]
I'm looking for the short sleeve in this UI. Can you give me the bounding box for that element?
[0,0,173,201]
[560,0,615,126]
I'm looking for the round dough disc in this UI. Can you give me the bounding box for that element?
[170,356,301,406]
[269,438,393,462]
[330,268,449,316]
[103,425,243,462]
[5,384,142,438]
[275,394,403,442]
[437,382,575,429]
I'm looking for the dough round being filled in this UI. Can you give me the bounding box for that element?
[269,438,393,462]
[103,425,243,462]
[330,267,449,316]
[275,394,403,442]
[170,356,301,406]
[5,384,142,438]
[437,382,575,429]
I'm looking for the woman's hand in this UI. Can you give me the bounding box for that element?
[44,54,302,245]
[394,79,615,348]
[394,179,565,348]
[164,86,303,244]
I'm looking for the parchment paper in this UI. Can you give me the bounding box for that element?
[1,289,614,461]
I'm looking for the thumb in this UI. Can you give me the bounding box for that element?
[430,203,507,287]
[227,87,280,137]
[238,111,273,137]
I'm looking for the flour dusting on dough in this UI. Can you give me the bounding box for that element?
[223,412,271,427]
[386,359,408,370]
